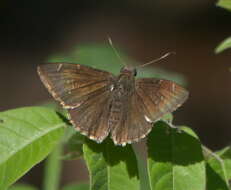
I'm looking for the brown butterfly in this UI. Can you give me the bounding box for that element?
[38,61,188,146]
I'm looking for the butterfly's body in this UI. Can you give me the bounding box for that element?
[38,63,188,146]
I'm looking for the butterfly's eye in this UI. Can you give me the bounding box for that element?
[134,69,137,76]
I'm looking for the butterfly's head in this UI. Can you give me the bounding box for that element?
[120,66,137,77]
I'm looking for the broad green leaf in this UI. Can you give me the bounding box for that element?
[8,184,38,190]
[0,107,65,190]
[217,0,231,11]
[147,121,206,190]
[48,44,186,86]
[83,138,139,190]
[62,183,89,190]
[215,37,231,53]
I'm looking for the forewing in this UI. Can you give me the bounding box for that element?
[135,78,189,122]
[37,63,114,109]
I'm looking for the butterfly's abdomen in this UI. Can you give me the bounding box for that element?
[108,100,123,128]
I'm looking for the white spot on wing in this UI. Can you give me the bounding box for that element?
[144,115,152,123]
[57,64,63,72]
[121,142,126,147]
[110,85,114,91]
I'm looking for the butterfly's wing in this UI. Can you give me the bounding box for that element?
[38,63,115,141]
[68,90,113,142]
[111,92,154,145]
[111,78,188,145]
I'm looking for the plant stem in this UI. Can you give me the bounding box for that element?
[202,145,223,162]
[43,143,63,190]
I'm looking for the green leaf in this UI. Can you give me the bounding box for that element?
[41,101,68,118]
[0,107,65,190]
[217,0,231,11]
[48,44,187,86]
[147,121,206,190]
[63,131,85,160]
[83,138,140,190]
[215,37,231,53]
[218,146,231,180]
[8,184,38,190]
[62,183,89,190]
[206,157,230,190]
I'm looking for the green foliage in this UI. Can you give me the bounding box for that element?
[1,107,231,190]
[43,144,63,190]
[0,107,65,190]
[83,138,139,190]
[215,37,231,54]
[206,157,230,190]
[217,0,231,11]
[218,146,231,180]
[216,0,231,53]
[147,122,206,190]
[1,43,230,190]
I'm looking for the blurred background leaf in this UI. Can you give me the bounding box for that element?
[49,44,187,86]
[215,37,231,53]
[217,0,231,11]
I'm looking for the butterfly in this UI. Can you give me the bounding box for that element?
[37,62,188,146]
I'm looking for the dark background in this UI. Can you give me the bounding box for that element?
[1,0,231,188]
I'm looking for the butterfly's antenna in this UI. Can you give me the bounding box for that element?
[137,52,176,68]
[108,37,127,66]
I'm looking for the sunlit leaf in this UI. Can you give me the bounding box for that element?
[0,107,65,190]
[83,138,140,190]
